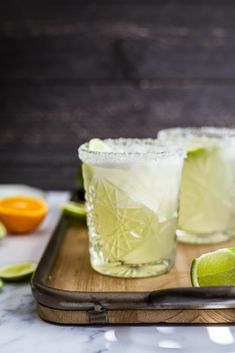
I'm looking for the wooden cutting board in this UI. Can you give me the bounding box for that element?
[32,216,235,325]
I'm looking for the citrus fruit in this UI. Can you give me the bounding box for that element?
[88,138,111,152]
[0,262,37,281]
[191,248,235,287]
[61,201,86,218]
[178,142,235,234]
[0,196,48,234]
[186,138,215,154]
[0,222,7,239]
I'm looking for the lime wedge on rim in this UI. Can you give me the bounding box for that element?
[61,201,86,218]
[88,138,111,152]
[187,145,207,154]
[186,138,216,155]
[0,222,7,239]
[0,262,37,281]
[191,248,235,287]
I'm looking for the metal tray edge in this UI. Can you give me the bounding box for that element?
[31,213,235,312]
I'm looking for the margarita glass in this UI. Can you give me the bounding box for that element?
[78,138,185,278]
[158,127,235,244]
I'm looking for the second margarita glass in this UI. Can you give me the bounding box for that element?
[158,127,235,244]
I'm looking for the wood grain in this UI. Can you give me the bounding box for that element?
[2,28,235,81]
[36,225,235,324]
[48,226,235,293]
[2,0,235,188]
[38,305,235,324]
[1,84,235,189]
[2,1,235,82]
[2,1,235,32]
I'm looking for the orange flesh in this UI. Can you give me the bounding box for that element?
[0,196,48,234]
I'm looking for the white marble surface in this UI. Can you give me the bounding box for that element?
[1,192,235,353]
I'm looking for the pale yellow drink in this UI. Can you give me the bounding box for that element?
[79,139,184,278]
[158,127,235,244]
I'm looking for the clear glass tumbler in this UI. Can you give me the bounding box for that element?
[78,138,185,278]
[158,127,235,244]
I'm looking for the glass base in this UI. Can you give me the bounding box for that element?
[91,256,175,278]
[176,228,235,244]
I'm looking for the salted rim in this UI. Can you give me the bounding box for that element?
[158,127,235,140]
[78,138,185,164]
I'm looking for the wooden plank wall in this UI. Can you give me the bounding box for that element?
[1,0,235,189]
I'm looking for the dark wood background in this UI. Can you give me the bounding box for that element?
[1,0,235,189]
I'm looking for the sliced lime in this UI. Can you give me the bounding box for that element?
[186,138,216,155]
[0,222,7,239]
[0,262,37,281]
[88,138,111,152]
[178,142,235,234]
[191,248,235,287]
[187,145,207,154]
[61,201,86,218]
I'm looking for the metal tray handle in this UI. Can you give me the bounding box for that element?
[148,287,235,309]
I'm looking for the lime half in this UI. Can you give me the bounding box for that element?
[0,222,7,239]
[0,262,37,281]
[61,201,86,218]
[191,248,235,287]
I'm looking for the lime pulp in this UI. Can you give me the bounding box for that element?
[0,262,37,281]
[88,138,111,152]
[191,248,235,287]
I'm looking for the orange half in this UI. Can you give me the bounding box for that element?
[0,196,48,234]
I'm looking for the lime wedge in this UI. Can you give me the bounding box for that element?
[88,138,111,152]
[186,138,216,155]
[187,145,206,154]
[178,142,235,234]
[61,201,86,218]
[0,262,37,281]
[0,222,7,239]
[191,248,235,287]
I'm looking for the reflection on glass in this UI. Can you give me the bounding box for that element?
[79,138,185,278]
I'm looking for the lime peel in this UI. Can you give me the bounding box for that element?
[88,138,111,152]
[0,262,37,281]
[61,201,86,218]
[191,248,235,287]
